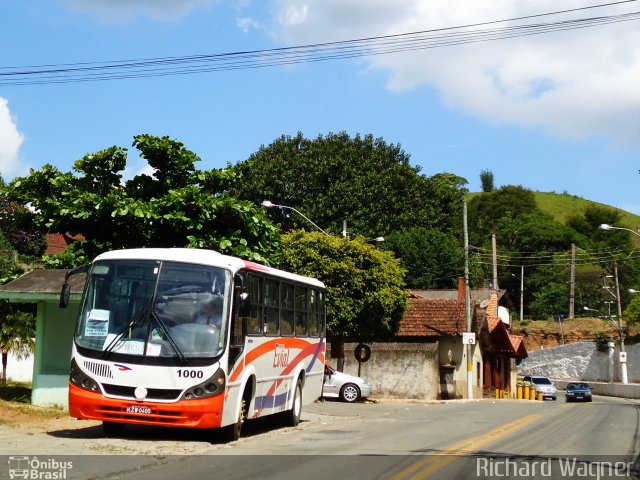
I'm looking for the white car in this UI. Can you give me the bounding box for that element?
[323,365,372,402]
[523,375,557,400]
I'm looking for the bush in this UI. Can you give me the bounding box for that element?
[593,333,611,352]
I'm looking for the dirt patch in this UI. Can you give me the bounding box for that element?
[511,317,637,351]
[0,400,80,427]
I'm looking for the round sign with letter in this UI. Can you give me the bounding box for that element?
[354,343,371,362]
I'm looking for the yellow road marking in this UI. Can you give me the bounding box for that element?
[390,414,543,480]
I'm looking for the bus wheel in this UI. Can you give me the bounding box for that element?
[284,379,302,427]
[226,397,247,442]
[102,421,125,437]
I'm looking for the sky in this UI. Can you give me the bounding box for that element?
[1,0,639,214]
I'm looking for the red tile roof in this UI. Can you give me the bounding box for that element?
[45,233,84,255]
[482,293,528,358]
[398,298,467,337]
[398,290,528,358]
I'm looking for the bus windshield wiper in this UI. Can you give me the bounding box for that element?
[150,311,186,364]
[102,299,154,359]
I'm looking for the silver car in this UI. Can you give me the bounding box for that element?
[323,365,372,402]
[523,375,557,400]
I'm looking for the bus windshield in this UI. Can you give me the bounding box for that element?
[75,259,231,360]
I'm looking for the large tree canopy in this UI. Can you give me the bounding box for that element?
[382,227,463,289]
[275,231,407,341]
[3,135,280,266]
[230,132,468,238]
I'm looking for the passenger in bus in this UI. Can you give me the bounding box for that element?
[195,295,222,328]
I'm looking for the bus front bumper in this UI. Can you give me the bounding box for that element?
[69,383,225,428]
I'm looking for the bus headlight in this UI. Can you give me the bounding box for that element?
[181,368,225,400]
[69,359,100,393]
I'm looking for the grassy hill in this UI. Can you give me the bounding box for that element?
[467,191,640,230]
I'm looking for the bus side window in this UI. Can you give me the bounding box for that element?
[294,285,308,337]
[264,278,279,335]
[280,282,294,336]
[247,275,263,335]
[308,289,320,337]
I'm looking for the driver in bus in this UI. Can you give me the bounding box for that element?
[195,295,222,329]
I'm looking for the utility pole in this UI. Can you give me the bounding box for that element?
[569,243,576,319]
[613,261,628,384]
[519,265,524,322]
[464,199,473,400]
[492,233,498,291]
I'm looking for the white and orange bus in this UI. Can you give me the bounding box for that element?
[61,248,326,440]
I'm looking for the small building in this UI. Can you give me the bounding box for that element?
[0,269,85,407]
[335,282,527,400]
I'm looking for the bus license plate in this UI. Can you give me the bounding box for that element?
[126,405,152,414]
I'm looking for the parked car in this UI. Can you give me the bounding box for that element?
[322,365,372,402]
[523,375,557,400]
[565,382,593,402]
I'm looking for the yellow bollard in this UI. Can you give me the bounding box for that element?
[529,388,536,401]
[495,389,501,399]
[517,384,523,400]
[523,384,530,400]
[537,391,543,401]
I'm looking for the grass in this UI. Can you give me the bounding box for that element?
[0,381,64,422]
[0,381,32,403]
[533,191,640,229]
[466,191,640,233]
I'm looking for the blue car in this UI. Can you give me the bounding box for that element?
[565,382,593,402]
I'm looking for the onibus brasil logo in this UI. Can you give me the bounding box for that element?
[8,456,73,479]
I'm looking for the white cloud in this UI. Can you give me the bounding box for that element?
[271,0,640,147]
[0,98,25,179]
[65,0,217,22]
[237,16,262,33]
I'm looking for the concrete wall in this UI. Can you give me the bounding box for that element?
[517,341,640,384]
[331,342,440,400]
[31,300,78,408]
[554,379,640,399]
[4,350,34,382]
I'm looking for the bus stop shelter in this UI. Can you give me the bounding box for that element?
[0,269,86,407]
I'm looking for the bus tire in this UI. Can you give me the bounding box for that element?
[102,421,125,437]
[284,379,303,427]
[225,396,247,442]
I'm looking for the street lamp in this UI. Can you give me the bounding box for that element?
[599,223,640,235]
[261,200,329,236]
[583,306,602,316]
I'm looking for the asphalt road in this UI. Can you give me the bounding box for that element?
[2,392,639,480]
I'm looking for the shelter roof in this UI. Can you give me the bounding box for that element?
[0,269,86,302]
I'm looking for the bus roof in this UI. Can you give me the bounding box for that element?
[92,248,325,288]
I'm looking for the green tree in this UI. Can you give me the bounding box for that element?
[230,132,468,238]
[497,213,579,254]
[480,169,495,192]
[275,231,407,341]
[382,227,463,289]
[0,308,35,385]
[468,185,539,244]
[3,135,281,266]
[624,295,640,326]
[0,234,35,385]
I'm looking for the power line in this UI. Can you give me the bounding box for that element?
[1,1,638,86]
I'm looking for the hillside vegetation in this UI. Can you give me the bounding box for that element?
[467,190,640,233]
[533,192,640,228]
